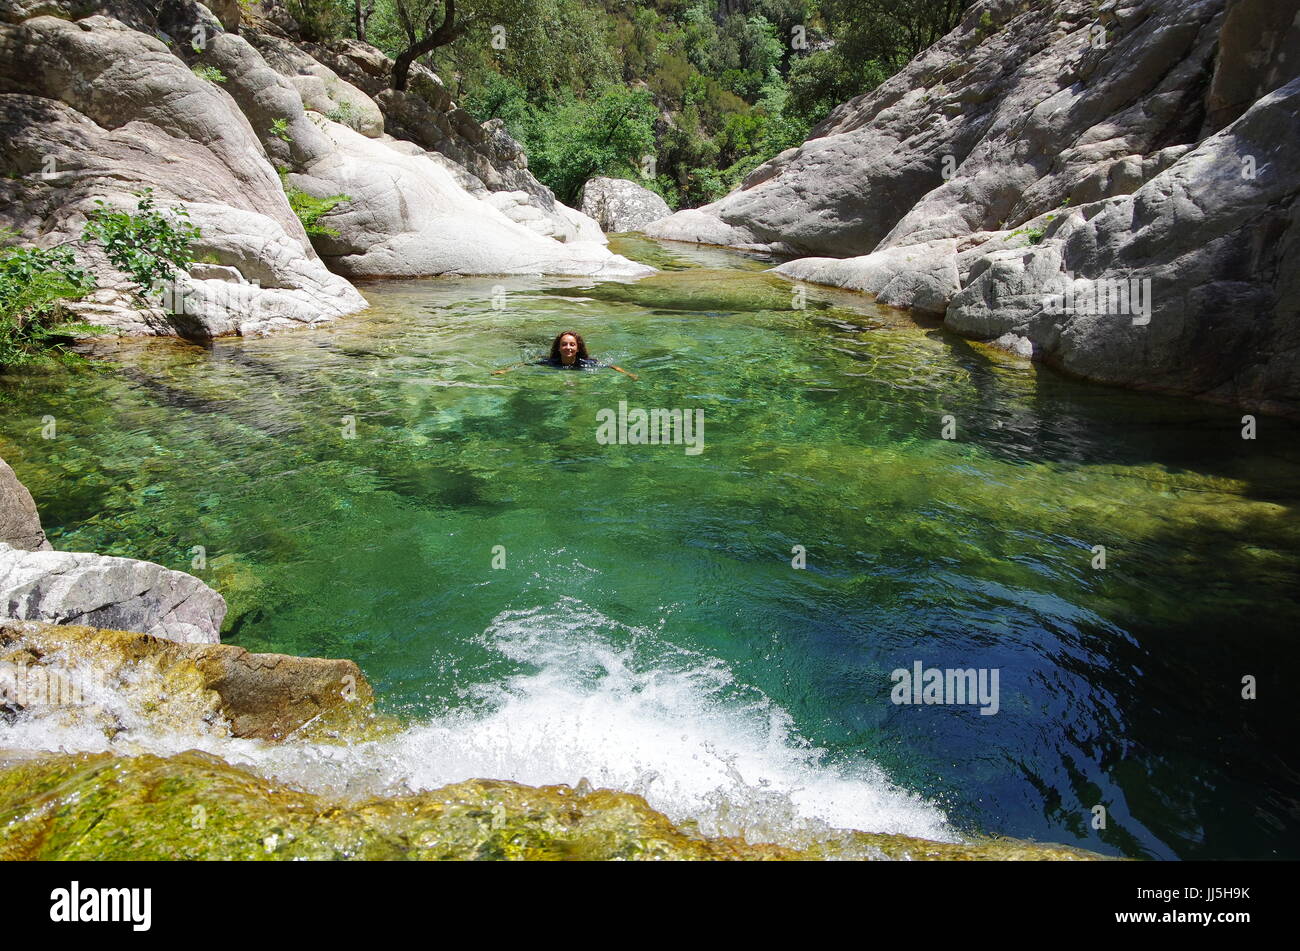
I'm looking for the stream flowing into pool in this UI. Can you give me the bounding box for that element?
[2,236,1298,858]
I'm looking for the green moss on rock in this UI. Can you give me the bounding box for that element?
[0,750,1110,861]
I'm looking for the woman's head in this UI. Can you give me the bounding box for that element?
[549,331,589,365]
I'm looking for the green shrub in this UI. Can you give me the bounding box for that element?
[269,118,291,142]
[325,100,359,129]
[281,0,347,43]
[277,168,350,238]
[0,242,101,368]
[82,189,201,293]
[1010,225,1047,245]
[191,65,227,84]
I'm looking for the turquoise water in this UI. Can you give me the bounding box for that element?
[3,236,1298,857]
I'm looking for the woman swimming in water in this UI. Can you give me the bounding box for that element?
[493,331,638,379]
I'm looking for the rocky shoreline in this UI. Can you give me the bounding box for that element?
[7,0,1290,860]
[0,0,653,342]
[646,0,1300,415]
[0,453,1108,860]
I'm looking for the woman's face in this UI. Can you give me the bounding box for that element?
[558,334,579,364]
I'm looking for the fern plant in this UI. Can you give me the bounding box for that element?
[0,242,102,368]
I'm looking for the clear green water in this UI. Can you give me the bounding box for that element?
[2,236,1298,858]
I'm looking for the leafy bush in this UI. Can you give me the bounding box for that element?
[516,86,659,206]
[191,65,227,83]
[277,168,351,238]
[82,189,201,293]
[0,242,101,368]
[325,99,359,129]
[282,0,348,43]
[269,118,291,142]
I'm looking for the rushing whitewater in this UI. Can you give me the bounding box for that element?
[2,597,957,850]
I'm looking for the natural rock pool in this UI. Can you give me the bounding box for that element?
[2,236,1297,859]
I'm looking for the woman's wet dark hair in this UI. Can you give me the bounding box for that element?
[549,331,590,362]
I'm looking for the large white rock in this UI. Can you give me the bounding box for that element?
[647,0,1300,411]
[0,14,369,337]
[0,544,226,644]
[647,0,1236,258]
[0,6,655,339]
[773,239,961,316]
[946,77,1300,411]
[578,177,673,233]
[294,121,655,278]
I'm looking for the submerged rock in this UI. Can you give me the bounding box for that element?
[0,620,375,740]
[0,748,1109,860]
[0,456,50,552]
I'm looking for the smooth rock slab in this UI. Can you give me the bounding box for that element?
[299,121,655,279]
[0,545,225,643]
[773,239,961,316]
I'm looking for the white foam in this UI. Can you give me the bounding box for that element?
[3,598,957,849]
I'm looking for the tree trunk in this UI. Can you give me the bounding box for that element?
[354,1,374,42]
[392,0,459,92]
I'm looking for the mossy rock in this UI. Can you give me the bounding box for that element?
[0,620,392,742]
[0,750,1111,860]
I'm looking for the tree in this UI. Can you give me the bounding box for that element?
[354,0,377,41]
[391,0,465,91]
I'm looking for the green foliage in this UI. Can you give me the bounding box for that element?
[0,240,101,368]
[325,99,359,128]
[278,169,351,238]
[1010,225,1046,245]
[269,118,291,142]
[191,65,227,83]
[82,189,201,294]
[371,1,617,101]
[504,85,659,206]
[350,0,967,209]
[283,0,350,42]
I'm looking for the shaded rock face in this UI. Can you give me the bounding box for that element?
[579,177,673,233]
[0,458,50,552]
[0,546,226,643]
[649,0,1300,412]
[946,78,1300,411]
[0,1,647,339]
[0,621,374,740]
